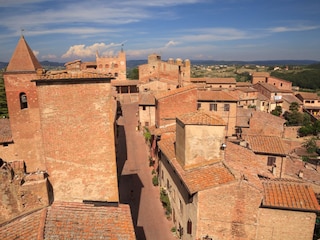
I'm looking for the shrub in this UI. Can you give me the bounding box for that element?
[152,175,159,186]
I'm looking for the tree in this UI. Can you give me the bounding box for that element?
[127,67,139,80]
[271,106,282,116]
[303,137,317,153]
[0,72,8,117]
[289,102,300,112]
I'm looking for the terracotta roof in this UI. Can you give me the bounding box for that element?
[0,119,13,144]
[158,136,235,194]
[224,142,274,189]
[281,94,303,105]
[148,124,176,136]
[139,93,155,105]
[0,208,47,240]
[0,202,135,239]
[236,82,252,87]
[41,71,114,80]
[254,82,281,93]
[205,78,236,84]
[243,135,287,156]
[243,111,285,137]
[177,110,226,126]
[262,180,320,212]
[44,202,135,240]
[154,84,196,100]
[6,35,42,72]
[251,72,270,77]
[236,108,254,127]
[197,90,238,102]
[296,92,320,100]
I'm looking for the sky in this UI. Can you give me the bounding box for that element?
[0,0,320,63]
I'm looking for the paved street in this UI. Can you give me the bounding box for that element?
[117,99,176,240]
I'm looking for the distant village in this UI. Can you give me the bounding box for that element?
[1,35,320,240]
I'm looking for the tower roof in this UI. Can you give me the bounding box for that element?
[6,35,42,72]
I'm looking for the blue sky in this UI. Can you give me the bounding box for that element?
[0,0,320,62]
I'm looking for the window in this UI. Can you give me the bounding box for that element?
[210,103,217,111]
[115,72,118,77]
[105,64,109,68]
[224,104,230,111]
[267,156,276,166]
[114,64,118,68]
[187,219,192,234]
[197,103,201,110]
[145,122,149,127]
[20,93,28,109]
[179,199,183,213]
[142,106,146,111]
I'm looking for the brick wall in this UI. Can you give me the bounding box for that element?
[3,72,45,172]
[36,81,119,202]
[197,182,261,240]
[156,88,197,127]
[257,208,316,240]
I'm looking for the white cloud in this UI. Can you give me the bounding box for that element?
[33,50,39,57]
[268,25,319,33]
[164,40,179,48]
[41,54,57,60]
[61,42,125,59]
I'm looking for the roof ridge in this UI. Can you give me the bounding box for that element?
[6,35,42,72]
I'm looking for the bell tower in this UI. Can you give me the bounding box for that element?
[3,35,45,172]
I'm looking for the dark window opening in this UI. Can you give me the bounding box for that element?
[187,219,192,234]
[210,103,217,111]
[197,103,201,110]
[224,104,230,111]
[267,156,276,166]
[20,93,28,109]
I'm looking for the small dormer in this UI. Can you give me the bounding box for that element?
[175,111,226,169]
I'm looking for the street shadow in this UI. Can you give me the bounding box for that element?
[116,125,127,177]
[119,173,146,240]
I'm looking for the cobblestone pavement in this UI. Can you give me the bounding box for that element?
[117,100,176,240]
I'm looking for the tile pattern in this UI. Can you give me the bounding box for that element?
[197,90,238,102]
[154,84,197,100]
[225,141,274,189]
[262,180,320,212]
[44,202,135,240]
[0,208,47,240]
[244,134,286,156]
[177,110,226,126]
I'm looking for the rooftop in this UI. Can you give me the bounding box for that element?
[262,179,320,212]
[158,135,235,194]
[197,90,238,102]
[0,202,135,240]
[177,110,226,126]
[243,135,287,156]
[154,84,197,100]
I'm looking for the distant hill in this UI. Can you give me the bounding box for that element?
[1,59,318,71]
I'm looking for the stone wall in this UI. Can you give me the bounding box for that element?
[0,160,49,224]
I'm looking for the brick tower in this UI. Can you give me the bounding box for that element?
[3,35,45,172]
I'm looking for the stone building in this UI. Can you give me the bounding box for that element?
[157,111,320,240]
[139,53,191,84]
[1,36,135,239]
[154,85,198,128]
[197,90,238,136]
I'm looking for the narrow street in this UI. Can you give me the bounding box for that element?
[117,99,176,240]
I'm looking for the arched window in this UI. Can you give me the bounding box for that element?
[114,64,118,68]
[187,219,192,234]
[105,64,109,68]
[20,92,28,109]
